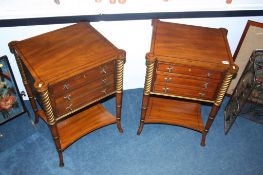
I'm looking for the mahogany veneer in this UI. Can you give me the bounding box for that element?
[9,22,125,166]
[145,96,204,132]
[137,20,238,146]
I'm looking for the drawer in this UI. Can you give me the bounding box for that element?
[50,61,115,97]
[154,74,220,93]
[153,84,216,101]
[53,75,115,117]
[157,62,222,80]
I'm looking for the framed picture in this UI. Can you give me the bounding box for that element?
[0,55,26,124]
[227,20,263,95]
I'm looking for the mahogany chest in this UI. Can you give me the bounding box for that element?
[137,20,238,146]
[9,22,125,166]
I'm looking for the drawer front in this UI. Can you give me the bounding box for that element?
[50,61,115,97]
[155,74,219,93]
[153,84,216,101]
[157,62,222,80]
[54,76,115,117]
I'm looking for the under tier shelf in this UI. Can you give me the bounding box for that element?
[145,96,204,132]
[57,103,116,150]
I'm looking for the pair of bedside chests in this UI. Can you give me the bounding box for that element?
[9,20,238,166]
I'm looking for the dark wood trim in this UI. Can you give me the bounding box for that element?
[0,10,263,27]
[233,20,263,61]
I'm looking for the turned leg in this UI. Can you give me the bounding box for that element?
[49,124,64,167]
[137,95,150,135]
[36,81,63,167]
[201,65,238,146]
[137,53,156,135]
[201,105,219,146]
[115,50,126,133]
[116,92,123,133]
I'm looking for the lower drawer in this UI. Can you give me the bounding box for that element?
[153,84,216,101]
[155,74,219,93]
[53,83,115,117]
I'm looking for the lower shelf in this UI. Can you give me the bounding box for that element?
[57,103,116,150]
[145,96,204,132]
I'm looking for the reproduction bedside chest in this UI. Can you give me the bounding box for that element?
[9,22,125,166]
[137,20,238,146]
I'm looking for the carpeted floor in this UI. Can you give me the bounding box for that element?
[0,88,262,175]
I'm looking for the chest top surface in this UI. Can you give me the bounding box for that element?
[150,20,233,71]
[10,22,119,84]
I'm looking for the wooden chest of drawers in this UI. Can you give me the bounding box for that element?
[9,22,125,166]
[137,20,238,146]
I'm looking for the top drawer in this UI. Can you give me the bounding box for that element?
[157,62,222,80]
[50,61,115,97]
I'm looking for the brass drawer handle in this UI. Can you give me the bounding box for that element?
[66,103,73,111]
[101,89,107,95]
[102,78,107,84]
[63,83,70,90]
[162,87,170,93]
[101,67,107,74]
[166,66,173,73]
[199,92,205,97]
[207,72,212,78]
[64,94,71,101]
[164,77,172,83]
[203,82,209,89]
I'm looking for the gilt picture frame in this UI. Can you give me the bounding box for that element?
[0,55,26,124]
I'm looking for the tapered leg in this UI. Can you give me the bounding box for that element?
[116,92,123,133]
[201,65,238,146]
[201,105,219,146]
[49,124,64,167]
[137,94,150,135]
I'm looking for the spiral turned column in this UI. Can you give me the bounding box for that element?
[35,81,64,167]
[201,64,238,146]
[137,53,156,135]
[115,49,126,133]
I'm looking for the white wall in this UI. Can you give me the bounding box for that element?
[1,0,263,19]
[1,16,263,99]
